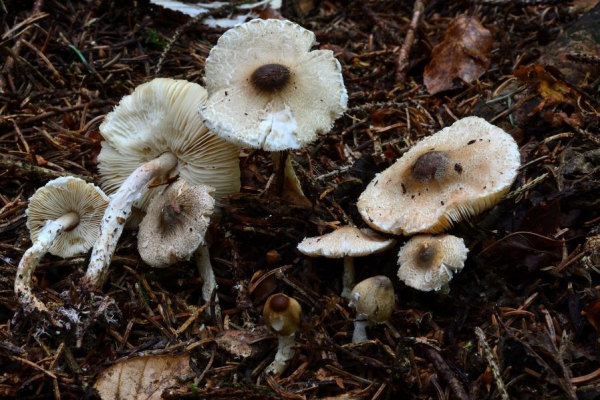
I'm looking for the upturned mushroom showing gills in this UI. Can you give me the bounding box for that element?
[199,18,347,152]
[357,116,521,235]
[397,234,468,293]
[137,180,218,304]
[15,177,109,314]
[263,293,302,375]
[85,78,240,287]
[297,226,396,299]
[349,275,395,343]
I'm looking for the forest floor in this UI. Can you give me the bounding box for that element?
[1,0,600,399]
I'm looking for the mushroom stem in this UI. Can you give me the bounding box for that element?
[266,333,297,375]
[15,212,80,313]
[341,256,355,300]
[271,152,306,200]
[195,243,219,306]
[352,313,373,343]
[85,152,178,286]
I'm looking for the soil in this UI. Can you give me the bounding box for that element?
[1,0,600,399]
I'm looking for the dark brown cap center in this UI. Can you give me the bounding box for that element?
[251,64,291,92]
[268,293,290,313]
[417,243,436,267]
[411,151,449,182]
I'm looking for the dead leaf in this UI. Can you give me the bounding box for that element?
[93,353,191,400]
[514,65,577,115]
[424,14,493,95]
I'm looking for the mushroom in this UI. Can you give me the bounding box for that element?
[137,179,218,304]
[349,275,395,343]
[297,226,396,299]
[85,78,240,287]
[15,177,109,313]
[263,293,302,375]
[397,234,468,293]
[199,18,347,197]
[357,116,521,235]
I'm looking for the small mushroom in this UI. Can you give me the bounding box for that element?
[15,177,109,313]
[263,293,302,375]
[397,234,468,293]
[85,78,240,287]
[297,226,396,299]
[349,275,395,343]
[199,18,347,197]
[137,180,219,305]
[357,116,521,235]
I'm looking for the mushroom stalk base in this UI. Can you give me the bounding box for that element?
[352,314,373,343]
[341,256,355,300]
[266,333,296,375]
[15,212,80,313]
[85,152,178,286]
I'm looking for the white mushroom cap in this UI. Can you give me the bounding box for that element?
[98,78,241,213]
[397,234,468,292]
[26,177,109,258]
[297,226,395,258]
[199,18,348,151]
[138,180,215,268]
[357,116,521,235]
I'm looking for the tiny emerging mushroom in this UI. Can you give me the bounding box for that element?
[85,78,240,287]
[357,116,521,235]
[199,18,347,197]
[349,275,395,343]
[137,179,218,305]
[262,293,302,375]
[397,234,468,293]
[15,177,109,314]
[297,226,396,299]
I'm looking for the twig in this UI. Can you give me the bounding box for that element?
[474,327,509,400]
[419,344,469,400]
[396,0,424,83]
[0,155,92,182]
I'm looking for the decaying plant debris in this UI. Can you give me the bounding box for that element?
[1,0,600,398]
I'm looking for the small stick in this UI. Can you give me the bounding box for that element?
[420,343,469,400]
[396,0,425,83]
[475,327,510,400]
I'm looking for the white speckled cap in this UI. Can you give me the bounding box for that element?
[199,19,348,151]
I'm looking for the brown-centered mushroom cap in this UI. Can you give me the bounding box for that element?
[357,116,521,235]
[199,19,347,151]
[397,234,468,291]
[26,176,109,258]
[297,226,395,258]
[263,293,302,336]
[138,180,215,268]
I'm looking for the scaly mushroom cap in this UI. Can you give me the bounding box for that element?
[349,275,395,324]
[26,177,109,258]
[263,293,302,336]
[397,234,468,291]
[98,78,241,216]
[199,19,348,151]
[357,116,521,235]
[297,226,396,258]
[138,180,215,267]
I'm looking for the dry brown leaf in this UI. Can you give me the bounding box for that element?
[93,354,192,400]
[424,14,493,95]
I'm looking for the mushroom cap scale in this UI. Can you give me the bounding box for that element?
[357,116,521,235]
[26,177,109,258]
[199,19,348,151]
[98,78,241,215]
[397,234,468,292]
[297,226,396,258]
[138,180,215,268]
